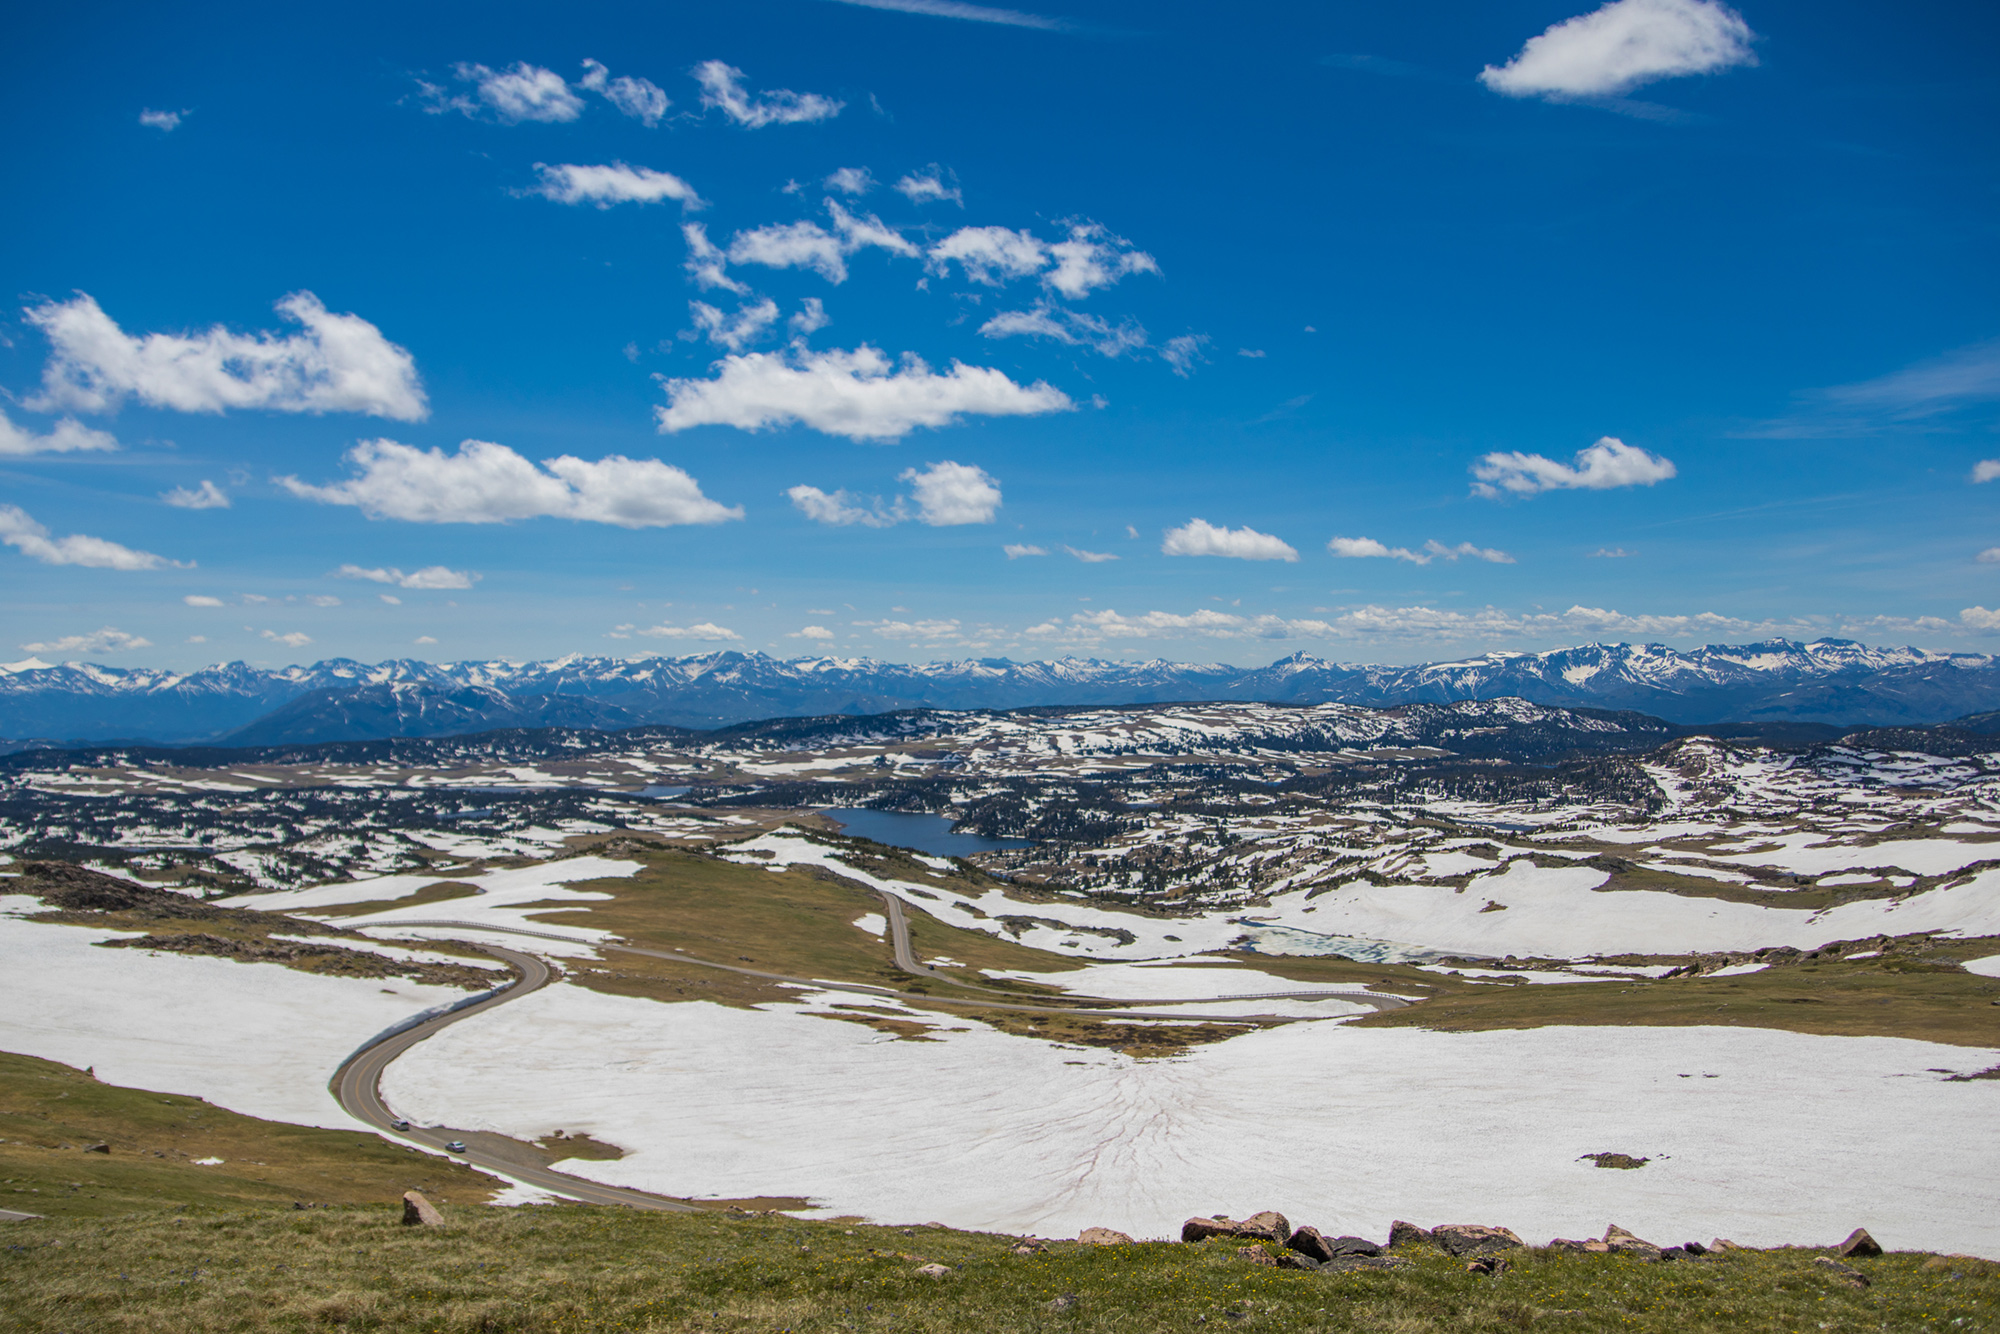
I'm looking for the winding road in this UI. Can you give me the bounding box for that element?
[328,889,1409,1209]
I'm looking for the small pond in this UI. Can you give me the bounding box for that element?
[637,785,692,799]
[817,807,1031,858]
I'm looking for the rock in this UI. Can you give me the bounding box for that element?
[1432,1224,1525,1258]
[1682,1241,1709,1256]
[915,1263,953,1278]
[1287,1226,1335,1263]
[1602,1225,1663,1260]
[1011,1240,1047,1255]
[1812,1257,1870,1289]
[1387,1220,1433,1250]
[1077,1227,1133,1246]
[1658,1247,1690,1262]
[1047,1294,1079,1311]
[1238,1211,1291,1245]
[1183,1216,1240,1243]
[1274,1249,1321,1271]
[1837,1228,1883,1258]
[1465,1255,1509,1276]
[401,1190,444,1226]
[1238,1244,1278,1267]
[82,1143,109,1154]
[1710,1238,1743,1251]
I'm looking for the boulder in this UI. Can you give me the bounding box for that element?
[1547,1238,1610,1254]
[1836,1228,1883,1259]
[1465,1255,1509,1276]
[1710,1238,1743,1251]
[83,1143,109,1154]
[401,1190,443,1227]
[1658,1247,1690,1262]
[1286,1226,1379,1263]
[1183,1216,1238,1243]
[1432,1224,1525,1259]
[1387,1220,1433,1250]
[1603,1225,1662,1260]
[1239,1244,1278,1267]
[1238,1211,1291,1245]
[1812,1257,1870,1289]
[1682,1241,1709,1256]
[1274,1249,1320,1272]
[1011,1240,1047,1255]
[1077,1227,1133,1246]
[915,1263,953,1278]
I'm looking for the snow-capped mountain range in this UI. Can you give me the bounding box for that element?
[2,638,1996,745]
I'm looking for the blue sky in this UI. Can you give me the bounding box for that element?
[2,0,1997,670]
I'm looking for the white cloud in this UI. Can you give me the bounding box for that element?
[980,304,1147,358]
[1064,545,1118,562]
[1161,518,1298,562]
[636,621,741,640]
[893,165,962,206]
[1160,334,1210,378]
[725,201,916,284]
[139,108,186,131]
[1970,460,2000,483]
[824,167,874,195]
[688,299,781,351]
[414,635,438,644]
[183,594,225,606]
[428,62,585,123]
[20,627,153,654]
[280,438,742,528]
[1328,536,1516,565]
[693,60,842,127]
[260,629,313,649]
[161,479,229,509]
[1480,0,1756,100]
[1592,547,1636,558]
[1964,606,2000,630]
[333,563,478,590]
[1472,436,1677,497]
[0,504,185,570]
[305,595,341,607]
[825,0,1062,28]
[682,223,749,294]
[0,409,118,456]
[578,59,669,125]
[26,291,427,421]
[901,460,1001,525]
[863,617,963,641]
[530,162,701,208]
[793,624,836,640]
[187,635,206,643]
[790,297,830,336]
[656,344,1072,441]
[380,594,402,605]
[1004,543,1047,558]
[927,227,1049,285]
[788,485,901,527]
[1045,223,1160,298]
[1977,550,2000,566]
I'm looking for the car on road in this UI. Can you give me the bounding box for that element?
[390,1119,409,1131]
[444,1141,467,1154]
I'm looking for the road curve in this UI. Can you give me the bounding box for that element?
[329,943,698,1211]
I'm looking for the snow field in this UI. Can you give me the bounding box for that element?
[377,979,2000,1256]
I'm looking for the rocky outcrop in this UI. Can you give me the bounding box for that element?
[1181,1211,1290,1245]
[401,1191,443,1226]
[1077,1227,1132,1246]
[1432,1224,1524,1258]
[1387,1220,1432,1250]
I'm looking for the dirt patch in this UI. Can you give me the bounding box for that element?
[97,932,498,991]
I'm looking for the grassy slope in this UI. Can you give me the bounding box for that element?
[3,1205,1994,1334]
[0,1053,508,1217]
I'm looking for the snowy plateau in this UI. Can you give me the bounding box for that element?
[3,694,1997,1255]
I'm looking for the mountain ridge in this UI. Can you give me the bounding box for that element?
[4,636,1998,745]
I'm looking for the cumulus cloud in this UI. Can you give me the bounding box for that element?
[694,60,842,127]
[1471,436,1677,497]
[790,297,830,336]
[1328,536,1516,565]
[634,621,741,640]
[656,344,1072,441]
[20,627,153,654]
[1160,334,1211,378]
[1480,0,1756,100]
[825,0,1063,28]
[1973,460,2000,484]
[426,62,585,123]
[530,162,701,208]
[924,221,1157,299]
[980,305,1147,358]
[902,460,1001,525]
[824,167,874,195]
[279,438,742,528]
[1004,543,1047,558]
[682,223,749,294]
[578,59,669,125]
[793,624,836,640]
[788,484,901,527]
[0,409,118,456]
[334,563,478,590]
[725,200,917,284]
[927,226,1049,285]
[25,291,427,421]
[1977,549,2000,566]
[184,595,225,607]
[894,165,962,205]
[139,108,187,131]
[161,479,229,509]
[0,504,186,570]
[260,629,313,649]
[688,299,781,351]
[1046,223,1161,298]
[1064,545,1118,562]
[1161,518,1298,562]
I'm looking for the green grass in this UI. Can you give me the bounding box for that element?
[0,1053,508,1217]
[3,1205,1994,1333]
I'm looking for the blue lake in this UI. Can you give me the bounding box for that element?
[817,808,1030,858]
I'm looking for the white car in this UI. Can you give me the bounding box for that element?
[444,1141,467,1154]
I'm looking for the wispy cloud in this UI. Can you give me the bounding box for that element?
[824,0,1064,30]
[529,162,701,208]
[333,563,478,590]
[161,480,229,509]
[1328,536,1515,565]
[20,627,153,654]
[0,505,187,570]
[1003,543,1047,559]
[139,108,188,131]
[1750,337,2000,439]
[578,59,669,125]
[694,61,842,127]
[423,62,584,123]
[0,409,118,457]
